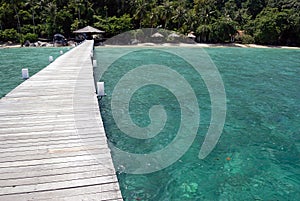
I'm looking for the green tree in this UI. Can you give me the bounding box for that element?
[211,16,237,42]
[1,28,19,41]
[171,0,188,30]
[253,8,289,44]
[131,0,150,28]
[0,2,15,30]
[196,24,212,42]
[234,8,252,29]
[0,0,299,45]
[242,0,266,18]
[24,0,39,34]
[157,1,175,29]
[43,2,57,37]
[285,8,300,45]
[94,14,132,37]
[56,9,73,37]
[144,8,160,28]
[9,0,22,33]
[193,0,219,42]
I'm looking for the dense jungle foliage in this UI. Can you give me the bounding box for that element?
[0,0,299,45]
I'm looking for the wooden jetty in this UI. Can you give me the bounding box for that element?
[0,40,123,200]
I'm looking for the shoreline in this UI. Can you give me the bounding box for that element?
[101,42,300,49]
[1,42,300,49]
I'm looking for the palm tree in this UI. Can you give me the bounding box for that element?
[74,0,83,21]
[193,0,218,42]
[185,9,198,32]
[131,0,149,28]
[43,2,57,37]
[69,0,86,24]
[172,1,187,30]
[25,0,38,33]
[158,0,174,29]
[10,0,21,33]
[147,9,159,28]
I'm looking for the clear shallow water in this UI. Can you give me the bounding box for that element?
[0,47,70,98]
[97,47,300,201]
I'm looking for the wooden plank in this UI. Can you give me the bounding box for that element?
[0,152,112,168]
[39,191,123,201]
[0,163,114,181]
[0,167,116,187]
[0,112,98,123]
[0,121,102,135]
[0,40,123,200]
[0,133,105,147]
[0,128,103,142]
[0,117,103,128]
[0,183,122,201]
[0,175,118,195]
[0,159,100,174]
[0,107,99,116]
[0,137,107,152]
[0,144,109,162]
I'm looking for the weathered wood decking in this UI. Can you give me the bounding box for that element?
[0,40,123,200]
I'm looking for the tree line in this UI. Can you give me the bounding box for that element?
[0,0,299,46]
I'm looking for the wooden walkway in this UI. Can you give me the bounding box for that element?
[0,40,123,200]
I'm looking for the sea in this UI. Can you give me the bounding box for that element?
[95,47,300,201]
[0,47,70,98]
[1,46,299,201]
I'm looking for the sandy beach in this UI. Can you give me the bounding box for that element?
[0,44,22,48]
[1,42,299,49]
[103,42,300,49]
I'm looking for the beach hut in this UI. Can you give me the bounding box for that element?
[73,26,105,40]
[151,32,164,38]
[167,32,181,43]
[168,33,180,38]
[150,32,164,43]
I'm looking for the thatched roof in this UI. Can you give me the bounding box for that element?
[73,26,104,34]
[151,32,164,38]
[168,33,180,38]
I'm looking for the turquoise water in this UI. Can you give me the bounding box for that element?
[0,47,70,98]
[95,47,300,201]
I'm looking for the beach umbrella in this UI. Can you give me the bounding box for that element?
[187,33,196,38]
[168,33,180,38]
[73,26,105,34]
[151,32,164,38]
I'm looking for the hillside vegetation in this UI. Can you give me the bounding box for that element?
[0,0,299,45]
